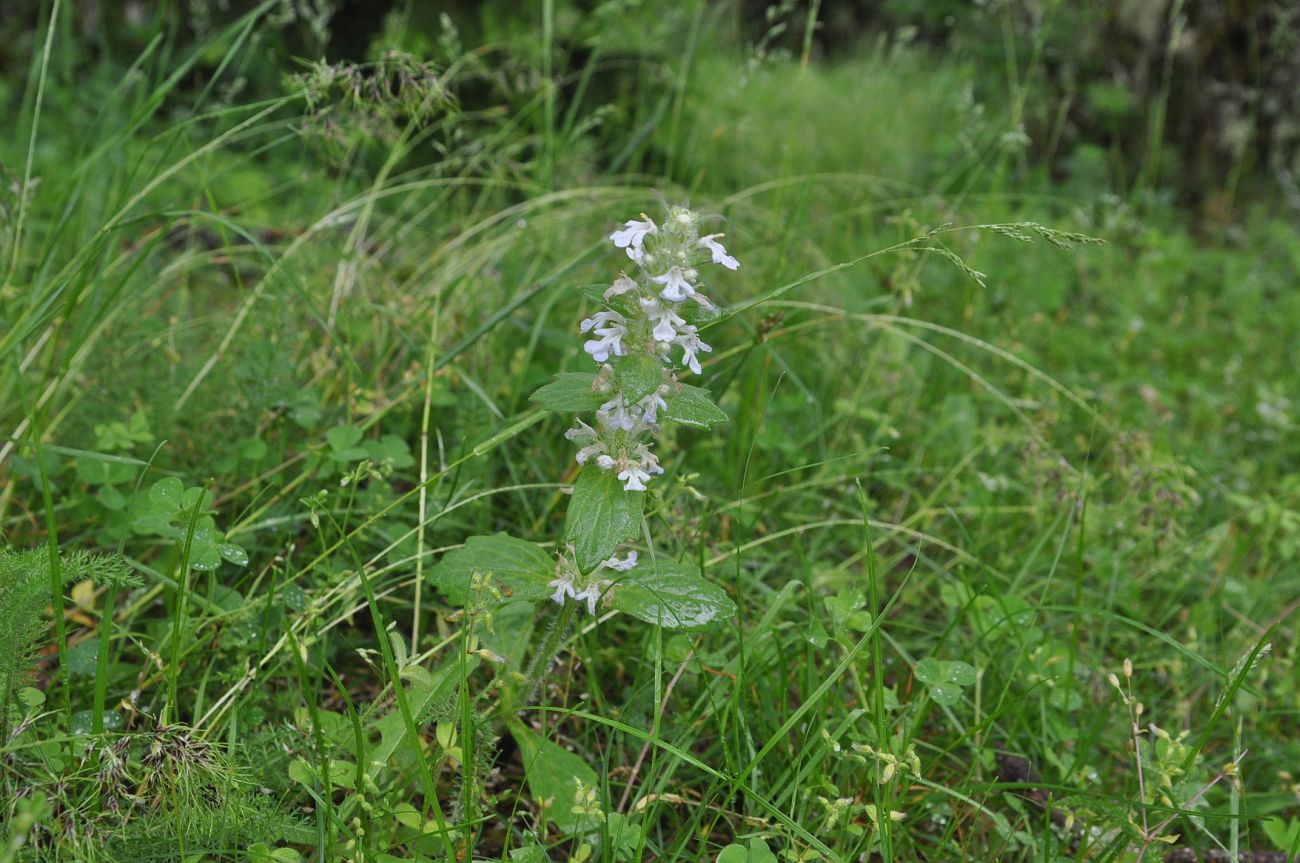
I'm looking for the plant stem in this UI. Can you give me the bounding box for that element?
[523,601,576,709]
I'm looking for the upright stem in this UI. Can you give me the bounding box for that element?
[522,602,576,709]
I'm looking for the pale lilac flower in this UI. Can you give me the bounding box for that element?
[564,420,606,465]
[550,573,610,614]
[604,275,638,300]
[640,296,687,343]
[581,311,628,362]
[571,581,610,614]
[652,267,698,303]
[549,571,578,605]
[618,462,652,492]
[673,328,712,375]
[596,394,637,431]
[635,387,668,425]
[633,444,663,478]
[699,234,739,270]
[610,217,656,262]
[602,550,638,572]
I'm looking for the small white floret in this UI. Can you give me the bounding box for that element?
[699,234,739,270]
[610,217,657,262]
[652,267,697,303]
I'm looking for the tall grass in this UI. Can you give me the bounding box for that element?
[1,3,1297,862]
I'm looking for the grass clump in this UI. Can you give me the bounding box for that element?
[1,3,1298,862]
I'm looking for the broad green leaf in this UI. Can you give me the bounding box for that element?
[187,525,224,571]
[239,436,269,461]
[149,476,184,509]
[529,372,605,412]
[370,658,471,778]
[363,434,416,469]
[510,723,600,834]
[287,757,356,790]
[915,658,943,685]
[662,384,728,429]
[609,560,736,630]
[427,534,555,605]
[1262,817,1300,853]
[180,486,211,512]
[326,425,368,461]
[218,543,249,566]
[716,838,779,863]
[564,466,644,573]
[65,641,98,678]
[915,658,976,705]
[615,354,663,404]
[947,660,977,686]
[95,485,127,511]
[75,456,135,486]
[248,844,303,863]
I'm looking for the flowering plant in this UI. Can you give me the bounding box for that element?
[429,204,737,634]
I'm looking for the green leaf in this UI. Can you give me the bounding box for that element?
[65,640,98,678]
[615,354,663,404]
[662,384,728,429]
[149,476,184,510]
[239,436,269,461]
[928,684,959,706]
[609,560,736,630]
[915,658,976,706]
[287,757,356,790]
[75,456,135,486]
[947,660,977,686]
[510,723,600,834]
[564,466,643,573]
[326,425,368,461]
[187,525,224,571]
[716,838,779,863]
[428,534,555,605]
[95,485,127,511]
[363,434,416,469]
[1263,818,1300,853]
[530,372,605,412]
[180,486,212,512]
[914,658,942,685]
[218,543,249,566]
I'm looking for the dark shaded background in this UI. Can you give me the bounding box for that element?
[2,0,1297,212]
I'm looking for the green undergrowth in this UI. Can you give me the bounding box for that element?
[1,4,1297,862]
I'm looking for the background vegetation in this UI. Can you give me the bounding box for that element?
[1,1,1297,861]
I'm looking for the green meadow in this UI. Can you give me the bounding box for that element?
[1,3,1297,861]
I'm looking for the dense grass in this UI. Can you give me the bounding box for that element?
[1,4,1298,862]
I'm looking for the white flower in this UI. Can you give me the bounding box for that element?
[602,550,638,572]
[572,583,607,615]
[673,328,712,375]
[618,462,652,492]
[581,311,628,363]
[604,275,638,300]
[564,420,606,465]
[633,443,664,478]
[652,267,698,303]
[549,573,610,614]
[635,386,668,425]
[610,217,656,262]
[699,234,739,270]
[640,296,687,343]
[549,571,579,605]
[596,394,637,431]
